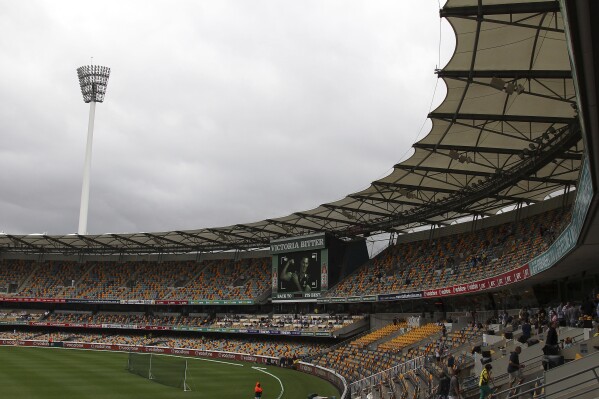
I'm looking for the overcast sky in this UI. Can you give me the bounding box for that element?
[0,0,454,236]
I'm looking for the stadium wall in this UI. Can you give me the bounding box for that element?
[297,361,348,399]
[0,338,278,363]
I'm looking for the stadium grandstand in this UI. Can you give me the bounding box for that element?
[1,0,599,398]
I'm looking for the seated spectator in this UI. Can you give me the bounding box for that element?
[563,337,573,348]
[446,353,455,370]
[521,320,532,342]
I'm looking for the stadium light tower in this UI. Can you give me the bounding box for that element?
[76,64,110,235]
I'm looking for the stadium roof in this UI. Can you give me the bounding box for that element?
[0,0,585,255]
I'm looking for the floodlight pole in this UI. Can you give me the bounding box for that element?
[76,65,110,235]
[79,101,96,235]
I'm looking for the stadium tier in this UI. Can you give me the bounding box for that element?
[324,206,570,299]
[0,205,572,303]
[0,329,329,359]
[291,321,481,383]
[23,310,364,335]
[0,257,271,303]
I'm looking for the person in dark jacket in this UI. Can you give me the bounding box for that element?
[437,372,450,399]
[446,353,455,370]
[521,320,532,342]
[543,321,560,357]
[546,321,559,346]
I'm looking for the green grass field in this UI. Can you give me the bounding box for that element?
[0,346,340,399]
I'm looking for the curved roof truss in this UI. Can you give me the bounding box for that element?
[0,0,584,255]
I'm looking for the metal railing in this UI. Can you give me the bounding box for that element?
[493,359,599,399]
[349,356,426,396]
[302,325,373,363]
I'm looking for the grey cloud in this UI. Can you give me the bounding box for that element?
[0,0,454,235]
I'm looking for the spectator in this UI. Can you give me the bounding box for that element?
[557,303,566,326]
[446,353,455,370]
[507,346,525,396]
[543,321,560,356]
[437,372,450,399]
[546,321,559,346]
[549,310,558,325]
[538,308,547,326]
[565,303,579,327]
[519,307,529,323]
[479,363,494,399]
[563,337,573,348]
[448,368,461,399]
[521,320,532,342]
[501,310,509,327]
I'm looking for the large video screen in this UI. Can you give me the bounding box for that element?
[270,233,328,301]
[277,250,321,293]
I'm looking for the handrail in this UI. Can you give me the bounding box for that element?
[463,352,599,399]
[349,356,426,395]
[494,359,599,399]
[461,355,545,397]
[490,376,544,399]
[303,324,372,363]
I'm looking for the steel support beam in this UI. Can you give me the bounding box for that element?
[440,1,559,17]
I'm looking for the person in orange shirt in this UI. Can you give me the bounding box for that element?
[254,381,263,399]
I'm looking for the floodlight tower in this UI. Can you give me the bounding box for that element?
[76,65,110,235]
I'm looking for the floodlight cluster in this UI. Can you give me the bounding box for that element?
[77,65,111,103]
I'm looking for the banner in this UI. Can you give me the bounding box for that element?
[70,299,121,304]
[170,326,331,337]
[29,322,101,328]
[530,158,593,275]
[0,297,67,304]
[377,291,423,301]
[188,299,253,305]
[154,300,188,305]
[119,300,155,305]
[317,295,377,304]
[273,291,322,300]
[270,233,326,254]
[423,264,530,298]
[0,297,256,306]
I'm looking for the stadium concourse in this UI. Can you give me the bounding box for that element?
[2,0,599,398]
